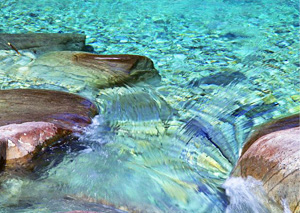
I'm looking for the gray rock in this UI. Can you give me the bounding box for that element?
[0,33,86,55]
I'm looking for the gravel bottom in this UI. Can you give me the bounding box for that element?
[0,0,298,122]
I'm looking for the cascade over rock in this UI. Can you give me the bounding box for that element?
[232,114,300,212]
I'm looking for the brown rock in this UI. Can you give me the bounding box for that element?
[240,113,299,156]
[0,89,98,131]
[232,114,300,212]
[73,53,159,85]
[0,33,86,55]
[0,89,97,166]
[0,122,60,160]
[11,51,160,90]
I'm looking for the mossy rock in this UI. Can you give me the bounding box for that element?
[9,51,161,90]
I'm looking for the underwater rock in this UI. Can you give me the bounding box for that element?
[0,33,86,55]
[232,114,300,212]
[0,122,59,160]
[189,71,246,87]
[64,210,99,213]
[10,51,160,90]
[96,85,174,123]
[61,211,100,213]
[64,193,162,213]
[0,89,98,131]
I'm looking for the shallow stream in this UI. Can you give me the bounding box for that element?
[0,0,299,212]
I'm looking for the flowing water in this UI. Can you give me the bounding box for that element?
[0,0,299,212]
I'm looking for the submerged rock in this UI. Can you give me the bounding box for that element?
[0,33,86,55]
[9,51,160,90]
[232,114,300,212]
[0,89,98,131]
[189,71,246,87]
[63,211,100,213]
[0,122,59,160]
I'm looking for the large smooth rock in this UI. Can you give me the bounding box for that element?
[0,122,59,160]
[9,51,160,90]
[0,89,97,164]
[0,89,98,131]
[240,114,299,156]
[0,33,86,55]
[232,114,300,212]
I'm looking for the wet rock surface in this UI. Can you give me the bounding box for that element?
[232,114,300,212]
[5,51,161,92]
[0,89,98,131]
[0,89,98,167]
[0,122,59,160]
[0,33,86,55]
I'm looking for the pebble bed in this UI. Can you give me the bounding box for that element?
[0,0,299,122]
[0,0,299,120]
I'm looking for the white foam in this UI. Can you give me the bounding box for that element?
[223,176,285,213]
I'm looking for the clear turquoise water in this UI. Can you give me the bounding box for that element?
[0,0,299,212]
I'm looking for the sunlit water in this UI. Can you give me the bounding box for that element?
[0,0,299,212]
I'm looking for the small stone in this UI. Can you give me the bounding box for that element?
[262,94,277,104]
[29,13,38,17]
[291,94,300,102]
[82,45,95,52]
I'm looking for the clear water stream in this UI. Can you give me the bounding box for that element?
[0,0,299,212]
